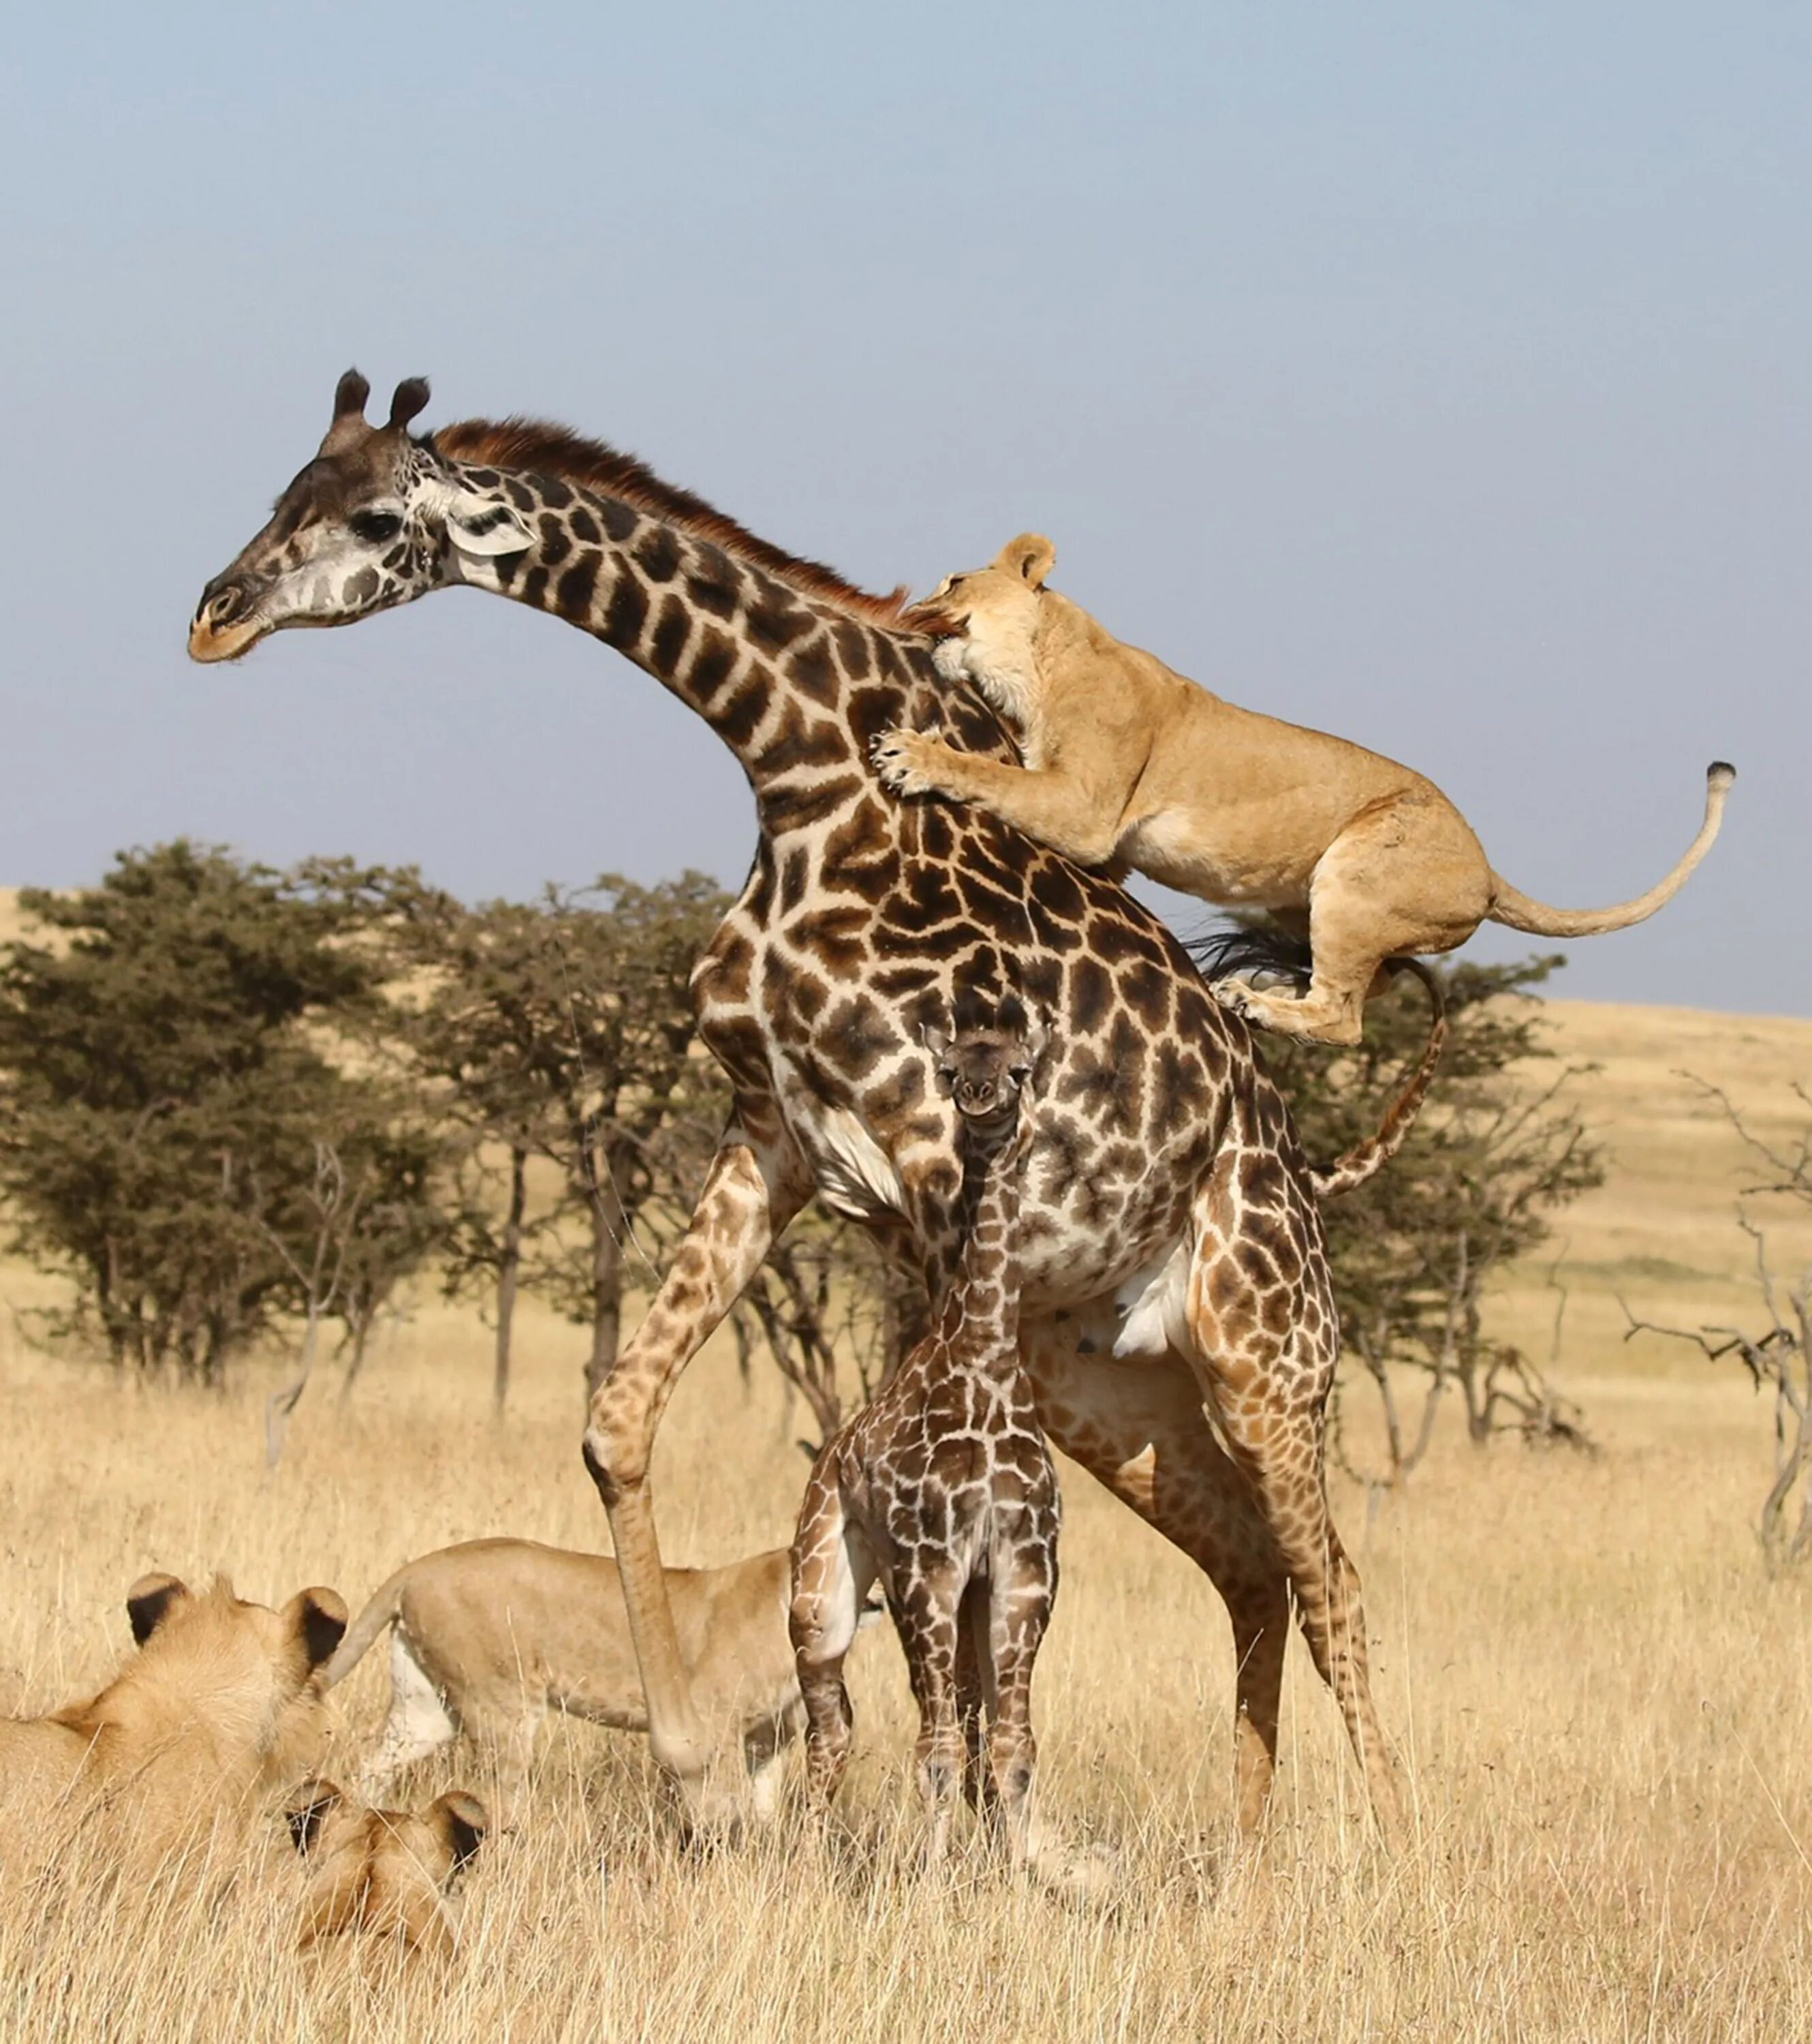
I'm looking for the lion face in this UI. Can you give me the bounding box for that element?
[287,1781,488,1959]
[907,533,1058,728]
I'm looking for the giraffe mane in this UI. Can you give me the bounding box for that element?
[431,417,920,631]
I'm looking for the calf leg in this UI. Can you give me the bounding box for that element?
[894,1574,965,1865]
[790,1460,874,1814]
[984,1552,1057,1874]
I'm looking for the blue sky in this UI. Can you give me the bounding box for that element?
[3,3,1805,1011]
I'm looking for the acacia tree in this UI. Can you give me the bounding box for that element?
[1624,1081,1812,1568]
[726,1211,926,1455]
[396,875,732,1410]
[1258,952,1605,1485]
[0,843,439,1384]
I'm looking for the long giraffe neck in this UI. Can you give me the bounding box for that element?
[429,443,920,835]
[935,1114,1031,1370]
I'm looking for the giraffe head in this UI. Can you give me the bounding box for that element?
[925,997,1048,1133]
[189,370,535,663]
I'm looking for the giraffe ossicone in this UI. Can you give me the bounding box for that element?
[191,369,1407,1842]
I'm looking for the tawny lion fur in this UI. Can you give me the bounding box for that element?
[875,535,1734,1046]
[324,1540,871,1820]
[0,1573,347,1859]
[285,1778,488,1960]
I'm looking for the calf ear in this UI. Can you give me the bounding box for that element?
[125,1573,189,1645]
[286,1588,349,1669]
[993,532,1056,590]
[429,1791,489,1876]
[285,1778,342,1856]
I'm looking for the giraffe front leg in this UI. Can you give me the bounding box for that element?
[982,1570,1052,1876]
[582,1120,811,1815]
[896,1576,964,1868]
[954,1581,997,1825]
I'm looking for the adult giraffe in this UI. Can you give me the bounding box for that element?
[192,371,1403,1836]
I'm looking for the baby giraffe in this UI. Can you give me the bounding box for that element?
[790,1000,1058,1870]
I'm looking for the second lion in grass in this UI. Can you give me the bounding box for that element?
[323,1540,871,1821]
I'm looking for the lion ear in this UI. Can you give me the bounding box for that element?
[428,1791,489,1878]
[285,1587,349,1669]
[993,533,1055,590]
[125,1573,189,1645]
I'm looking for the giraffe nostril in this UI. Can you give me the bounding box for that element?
[200,581,248,628]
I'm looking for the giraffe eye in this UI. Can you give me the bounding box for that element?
[349,509,403,545]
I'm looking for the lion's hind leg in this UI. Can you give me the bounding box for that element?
[1214,796,1488,1045]
[356,1632,459,1802]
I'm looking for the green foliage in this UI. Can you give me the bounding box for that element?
[1259,952,1606,1477]
[0,843,448,1382]
[393,873,734,1403]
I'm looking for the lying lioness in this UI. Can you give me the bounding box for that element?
[324,1540,869,1819]
[285,1778,488,1959]
[875,536,1734,1045]
[0,1573,347,1857]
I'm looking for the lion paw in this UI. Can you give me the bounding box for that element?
[1210,975,1260,1019]
[871,725,946,798]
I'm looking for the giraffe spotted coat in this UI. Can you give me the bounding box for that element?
[191,373,1405,1838]
[791,1003,1058,1869]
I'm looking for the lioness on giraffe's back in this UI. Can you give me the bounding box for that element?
[873,534,1734,1047]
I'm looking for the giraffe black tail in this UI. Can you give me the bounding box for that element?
[1183,920,1314,993]
[1307,960,1448,1200]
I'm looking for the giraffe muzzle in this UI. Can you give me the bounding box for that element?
[188,579,264,663]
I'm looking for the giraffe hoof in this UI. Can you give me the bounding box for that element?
[1027,1837,1121,1904]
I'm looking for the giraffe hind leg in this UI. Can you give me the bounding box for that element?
[1182,1191,1404,1839]
[1021,1313,1296,1836]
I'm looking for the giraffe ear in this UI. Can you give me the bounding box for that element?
[443,492,535,559]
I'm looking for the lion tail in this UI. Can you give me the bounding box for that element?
[1487,762,1734,938]
[319,1566,413,1691]
[1308,961,1447,1200]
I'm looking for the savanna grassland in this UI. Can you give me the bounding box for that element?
[1,905,1809,2041]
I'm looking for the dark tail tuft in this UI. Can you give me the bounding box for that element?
[1183,919,1314,991]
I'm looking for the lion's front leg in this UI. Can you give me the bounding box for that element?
[871,728,1122,865]
[870,725,981,802]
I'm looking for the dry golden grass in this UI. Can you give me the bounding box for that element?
[2,882,1809,2037]
[1488,997,1812,1372]
[1,1281,1810,2043]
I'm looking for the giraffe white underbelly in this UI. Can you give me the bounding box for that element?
[1110,1241,1191,1359]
